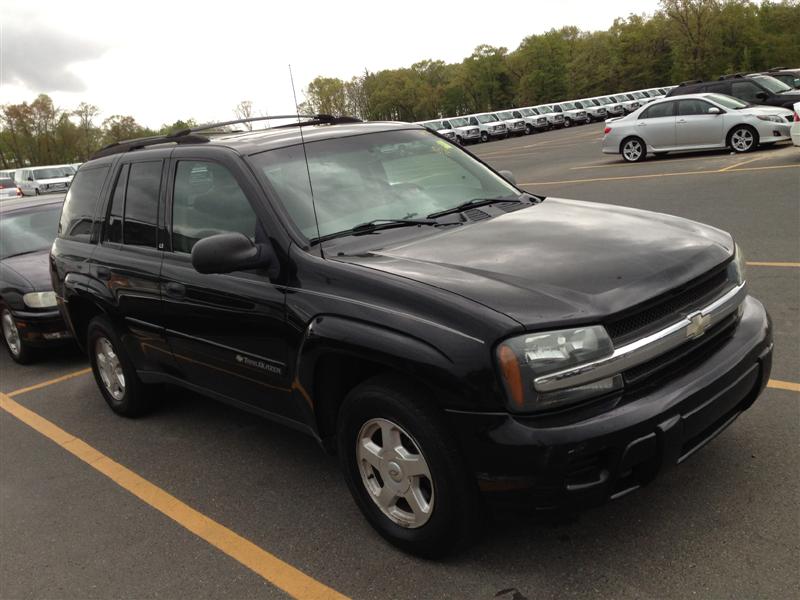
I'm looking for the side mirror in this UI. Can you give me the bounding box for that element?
[499,170,516,185]
[708,107,722,115]
[27,176,34,181]
[191,232,277,276]
[755,91,768,100]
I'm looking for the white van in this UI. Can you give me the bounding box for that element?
[14,165,74,196]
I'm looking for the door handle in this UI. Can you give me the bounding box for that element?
[637,122,647,126]
[95,266,111,281]
[677,119,687,124]
[164,282,186,298]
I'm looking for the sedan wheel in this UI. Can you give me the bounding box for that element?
[730,127,756,153]
[2,309,21,358]
[622,137,646,162]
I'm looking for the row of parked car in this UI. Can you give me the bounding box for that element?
[0,163,81,198]
[417,68,800,145]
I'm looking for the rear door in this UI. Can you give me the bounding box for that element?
[635,101,677,149]
[676,99,724,148]
[159,152,296,421]
[91,155,172,372]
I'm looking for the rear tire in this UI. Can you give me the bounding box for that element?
[337,374,483,557]
[1,308,35,364]
[87,315,156,417]
[621,136,647,162]
[728,125,758,153]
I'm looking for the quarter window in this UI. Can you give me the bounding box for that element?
[105,164,128,244]
[171,161,258,254]
[641,102,676,119]
[58,166,109,242]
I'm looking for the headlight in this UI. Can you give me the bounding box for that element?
[756,115,784,123]
[497,326,621,412]
[728,243,746,284]
[23,291,57,308]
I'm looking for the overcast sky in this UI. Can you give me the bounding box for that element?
[1,0,661,128]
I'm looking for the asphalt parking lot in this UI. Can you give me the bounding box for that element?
[1,126,798,599]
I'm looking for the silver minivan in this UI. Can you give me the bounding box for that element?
[14,166,74,196]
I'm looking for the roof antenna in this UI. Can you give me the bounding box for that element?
[289,64,323,256]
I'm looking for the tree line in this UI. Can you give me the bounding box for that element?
[300,0,799,121]
[1,0,797,169]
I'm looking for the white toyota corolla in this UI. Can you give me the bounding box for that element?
[602,93,792,162]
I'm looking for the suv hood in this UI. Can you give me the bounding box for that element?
[336,199,733,328]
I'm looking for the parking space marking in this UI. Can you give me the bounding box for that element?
[747,262,800,268]
[572,155,732,170]
[0,391,349,600]
[7,367,92,397]
[717,155,765,172]
[520,163,800,186]
[768,380,800,393]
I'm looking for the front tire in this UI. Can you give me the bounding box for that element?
[1,308,35,364]
[564,117,572,128]
[524,124,533,135]
[480,131,489,143]
[728,125,758,153]
[337,375,482,557]
[456,135,463,145]
[621,136,647,162]
[87,315,156,417]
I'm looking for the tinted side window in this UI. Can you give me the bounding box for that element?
[105,164,128,244]
[468,117,478,126]
[58,166,109,242]
[732,81,765,102]
[124,161,161,247]
[678,100,716,116]
[641,102,676,119]
[171,161,258,254]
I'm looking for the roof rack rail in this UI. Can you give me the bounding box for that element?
[190,114,362,133]
[678,79,703,86]
[718,73,746,80]
[90,130,209,160]
[768,66,788,71]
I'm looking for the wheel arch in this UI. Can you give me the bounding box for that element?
[726,123,759,149]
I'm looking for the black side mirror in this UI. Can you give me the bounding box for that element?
[27,176,34,181]
[191,232,277,276]
[499,170,516,185]
[755,91,768,100]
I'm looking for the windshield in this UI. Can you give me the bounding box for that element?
[0,205,62,259]
[251,129,519,241]
[448,117,468,127]
[704,93,750,109]
[630,92,646,99]
[520,108,537,116]
[597,97,612,105]
[613,95,628,102]
[476,114,499,123]
[538,105,553,113]
[423,121,444,131]
[497,111,515,119]
[752,75,792,93]
[560,102,576,110]
[32,167,68,180]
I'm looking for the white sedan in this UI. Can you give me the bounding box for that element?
[602,93,792,162]
[792,102,800,147]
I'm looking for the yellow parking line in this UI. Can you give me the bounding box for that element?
[520,163,800,186]
[768,380,800,393]
[7,368,92,397]
[0,391,349,600]
[572,155,731,170]
[718,155,764,172]
[746,262,800,268]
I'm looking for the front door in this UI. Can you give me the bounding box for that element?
[159,156,296,422]
[676,99,724,147]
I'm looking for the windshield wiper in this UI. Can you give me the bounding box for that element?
[312,218,438,244]
[427,196,525,219]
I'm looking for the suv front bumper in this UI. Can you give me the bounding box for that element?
[446,295,772,510]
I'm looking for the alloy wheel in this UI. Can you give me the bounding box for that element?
[1,310,21,357]
[95,336,126,401]
[623,139,643,161]
[356,418,434,529]
[731,128,754,152]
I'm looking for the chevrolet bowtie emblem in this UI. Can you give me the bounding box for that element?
[686,312,711,339]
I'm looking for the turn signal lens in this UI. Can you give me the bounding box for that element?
[497,344,524,409]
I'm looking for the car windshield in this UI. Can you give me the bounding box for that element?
[476,114,499,123]
[752,75,792,93]
[538,105,553,112]
[32,167,66,180]
[424,121,444,131]
[647,89,661,95]
[0,178,15,187]
[520,108,537,116]
[251,129,519,241]
[630,92,646,99]
[598,97,612,104]
[612,95,627,102]
[448,117,468,127]
[561,102,576,110]
[704,93,750,109]
[0,205,62,259]
[498,111,515,119]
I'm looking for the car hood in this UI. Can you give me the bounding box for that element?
[454,126,479,134]
[2,249,53,292]
[742,105,793,118]
[335,198,733,328]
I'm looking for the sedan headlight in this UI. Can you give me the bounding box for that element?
[756,115,784,123]
[497,326,621,413]
[23,291,57,308]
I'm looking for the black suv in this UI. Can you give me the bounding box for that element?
[51,116,773,556]
[666,74,800,109]
[750,68,800,90]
